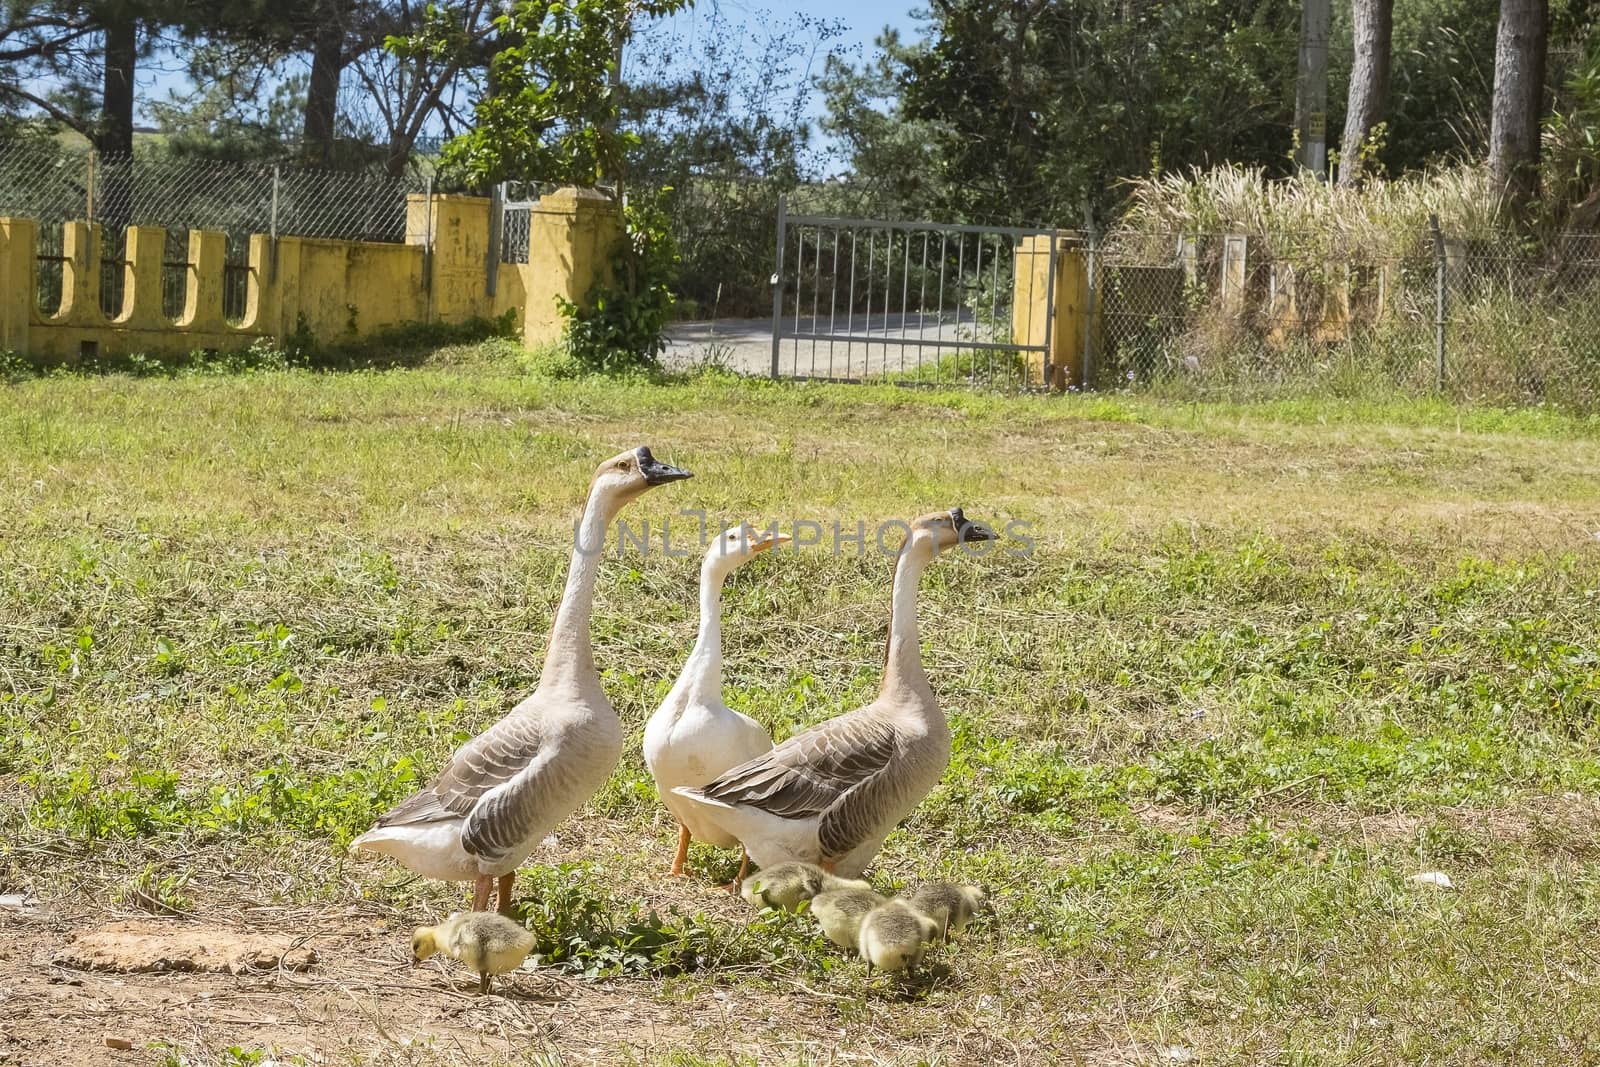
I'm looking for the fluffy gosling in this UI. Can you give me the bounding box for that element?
[905,882,988,942]
[740,861,870,911]
[412,911,536,995]
[810,887,886,951]
[857,899,940,977]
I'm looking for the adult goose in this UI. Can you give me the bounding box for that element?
[676,508,994,879]
[643,523,788,881]
[351,446,692,914]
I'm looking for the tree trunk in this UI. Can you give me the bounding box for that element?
[95,11,137,235]
[96,14,136,158]
[1337,0,1392,186]
[302,0,344,164]
[1487,0,1548,215]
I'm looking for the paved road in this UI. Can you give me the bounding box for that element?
[664,311,994,379]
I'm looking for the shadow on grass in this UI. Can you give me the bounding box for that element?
[1,310,523,381]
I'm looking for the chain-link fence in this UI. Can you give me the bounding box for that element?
[0,140,423,324]
[1086,226,1600,411]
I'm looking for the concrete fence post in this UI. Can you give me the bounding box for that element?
[61,221,101,326]
[1178,235,1199,289]
[116,225,166,328]
[0,217,35,352]
[181,230,229,332]
[1221,234,1249,310]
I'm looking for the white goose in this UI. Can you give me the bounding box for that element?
[676,508,994,879]
[643,523,788,881]
[351,446,692,914]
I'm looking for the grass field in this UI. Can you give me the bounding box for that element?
[3,340,1600,1065]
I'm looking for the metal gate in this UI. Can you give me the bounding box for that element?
[769,196,1058,388]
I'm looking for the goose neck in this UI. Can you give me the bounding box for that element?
[539,484,618,692]
[881,540,934,701]
[678,561,728,705]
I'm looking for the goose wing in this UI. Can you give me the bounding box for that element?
[691,710,899,857]
[369,715,549,861]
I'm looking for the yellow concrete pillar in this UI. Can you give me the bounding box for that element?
[427,195,493,321]
[1011,232,1094,390]
[115,225,166,328]
[1054,246,1092,389]
[58,221,101,325]
[1012,234,1052,386]
[181,230,228,332]
[0,217,34,353]
[518,187,621,347]
[240,233,272,331]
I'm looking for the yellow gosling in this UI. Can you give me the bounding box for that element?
[857,898,940,978]
[740,861,871,911]
[412,911,537,995]
[905,882,988,942]
[810,886,886,951]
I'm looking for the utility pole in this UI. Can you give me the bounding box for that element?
[1294,0,1331,177]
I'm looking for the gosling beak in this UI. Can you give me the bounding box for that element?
[750,533,792,554]
[951,507,996,543]
[636,446,693,486]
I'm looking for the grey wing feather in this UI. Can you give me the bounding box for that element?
[371,715,546,860]
[692,711,899,857]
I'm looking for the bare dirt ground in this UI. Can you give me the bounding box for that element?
[0,824,1065,1067]
[0,895,906,1067]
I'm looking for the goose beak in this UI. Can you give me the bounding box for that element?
[951,507,996,543]
[960,521,996,543]
[636,446,693,486]
[750,533,792,554]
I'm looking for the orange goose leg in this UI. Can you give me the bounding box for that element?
[670,825,691,876]
[722,847,751,894]
[496,873,516,917]
[471,875,492,912]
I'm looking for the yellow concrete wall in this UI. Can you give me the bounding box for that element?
[0,188,620,362]
[272,235,427,342]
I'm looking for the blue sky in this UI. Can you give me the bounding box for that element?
[652,0,920,55]
[132,1,926,137]
[627,0,924,162]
